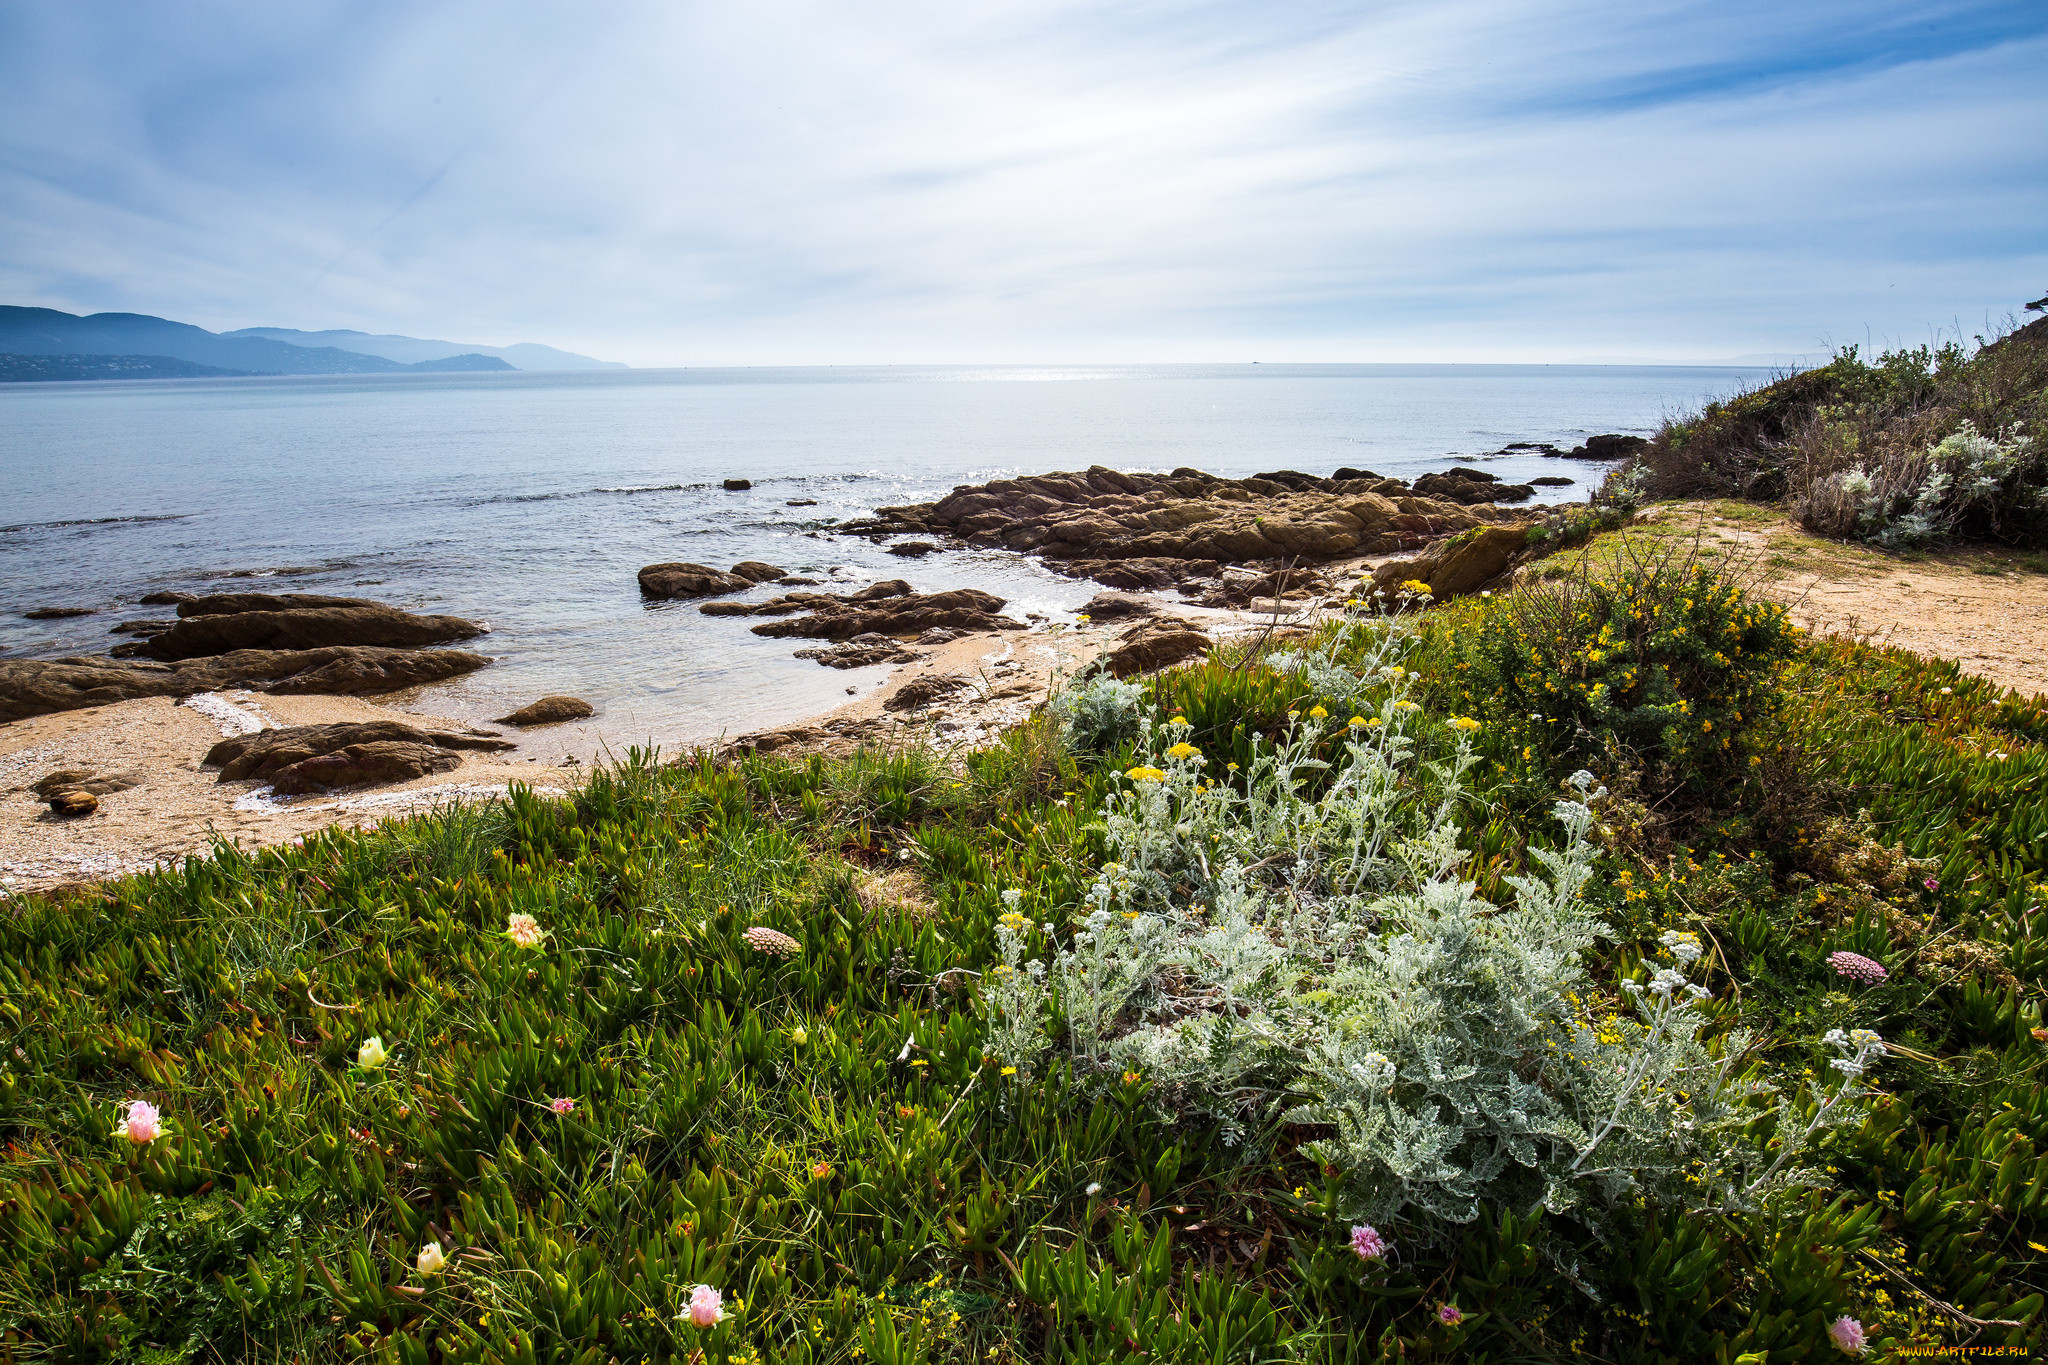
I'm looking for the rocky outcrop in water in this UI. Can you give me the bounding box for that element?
[206,721,513,795]
[638,562,757,600]
[839,466,1530,591]
[1410,467,1535,505]
[0,647,491,723]
[702,581,1022,642]
[494,696,595,726]
[142,595,485,661]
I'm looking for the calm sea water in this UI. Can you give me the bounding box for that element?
[0,363,1772,751]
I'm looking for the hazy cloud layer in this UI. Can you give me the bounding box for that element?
[1,0,2042,363]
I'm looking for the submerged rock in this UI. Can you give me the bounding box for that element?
[887,541,938,557]
[495,696,595,726]
[23,606,95,620]
[722,478,753,491]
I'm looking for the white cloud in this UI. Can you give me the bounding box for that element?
[0,0,2041,363]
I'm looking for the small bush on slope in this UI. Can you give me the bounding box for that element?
[1635,306,2048,547]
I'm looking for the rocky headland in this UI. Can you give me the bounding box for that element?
[833,464,1536,597]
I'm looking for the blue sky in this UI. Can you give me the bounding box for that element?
[0,0,2042,365]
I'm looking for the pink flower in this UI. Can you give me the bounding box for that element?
[686,1284,724,1327]
[1828,1315,1866,1355]
[505,913,546,949]
[1827,951,1887,985]
[1923,877,1939,891]
[1437,1302,1464,1325]
[742,926,800,957]
[120,1099,162,1145]
[550,1097,576,1115]
[1349,1225,1388,1261]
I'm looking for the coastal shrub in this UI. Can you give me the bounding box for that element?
[1796,418,2047,547]
[995,628,1878,1247]
[1634,308,2048,545]
[1048,672,1145,754]
[1423,543,1799,796]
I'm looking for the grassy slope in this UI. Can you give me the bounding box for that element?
[3,567,2048,1362]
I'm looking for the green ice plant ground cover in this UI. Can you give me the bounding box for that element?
[2,555,2047,1362]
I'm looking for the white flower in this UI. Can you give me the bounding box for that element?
[417,1242,448,1276]
[1085,1182,1103,1196]
[357,1036,389,1070]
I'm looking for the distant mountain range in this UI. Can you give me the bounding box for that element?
[0,307,623,381]
[226,326,624,372]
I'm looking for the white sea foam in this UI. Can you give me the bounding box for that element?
[182,692,273,737]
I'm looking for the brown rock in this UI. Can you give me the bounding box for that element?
[885,674,971,711]
[638,562,754,599]
[206,721,511,785]
[23,606,95,620]
[1078,592,1157,621]
[839,462,1533,591]
[173,592,384,618]
[1529,476,1575,487]
[0,647,491,723]
[268,742,462,795]
[495,695,595,726]
[138,591,194,606]
[849,580,913,601]
[1100,619,1212,678]
[31,769,142,799]
[46,789,98,817]
[723,478,753,490]
[888,541,938,557]
[1554,434,1649,462]
[750,588,1020,642]
[146,603,484,661]
[1372,524,1531,599]
[730,561,786,582]
[109,619,177,635]
[793,634,924,668]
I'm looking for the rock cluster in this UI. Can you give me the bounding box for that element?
[0,647,490,723]
[639,561,787,600]
[31,767,141,817]
[702,581,1021,642]
[205,721,513,796]
[839,465,1532,592]
[1098,618,1214,679]
[130,593,484,662]
[1411,467,1535,505]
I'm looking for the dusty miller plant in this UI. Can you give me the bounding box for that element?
[987,619,1884,1242]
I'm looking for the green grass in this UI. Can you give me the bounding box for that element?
[3,601,2048,1361]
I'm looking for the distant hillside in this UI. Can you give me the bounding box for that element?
[0,307,515,379]
[0,353,250,382]
[226,327,624,371]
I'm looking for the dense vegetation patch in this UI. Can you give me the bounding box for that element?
[1635,306,2048,548]
[3,549,2047,1362]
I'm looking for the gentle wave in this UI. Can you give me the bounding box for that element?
[0,512,189,535]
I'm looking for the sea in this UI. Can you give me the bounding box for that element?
[0,363,1775,754]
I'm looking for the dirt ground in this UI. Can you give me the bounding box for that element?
[1628,501,2048,699]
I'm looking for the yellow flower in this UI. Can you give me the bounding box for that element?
[1001,1066,1017,1077]
[1448,716,1480,733]
[1349,715,1369,728]
[1167,714,1189,727]
[1398,579,1433,597]
[1122,1071,1143,1085]
[1308,706,1328,720]
[1165,741,1201,761]
[1125,766,1167,782]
